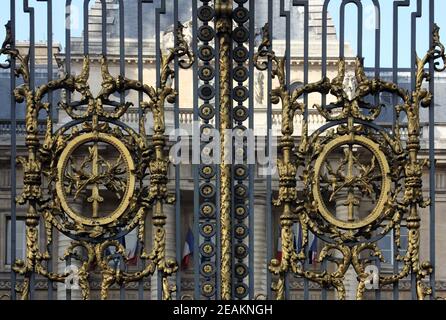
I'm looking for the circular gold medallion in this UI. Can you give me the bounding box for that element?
[56,132,135,226]
[313,135,391,230]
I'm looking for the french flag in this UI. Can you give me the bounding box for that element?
[106,229,138,266]
[294,223,318,264]
[276,235,282,262]
[125,228,138,266]
[181,228,194,269]
[308,232,318,265]
[294,223,303,252]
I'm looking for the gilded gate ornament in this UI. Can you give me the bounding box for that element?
[56,132,136,227]
[215,0,233,300]
[255,22,446,300]
[1,2,445,301]
[312,134,391,230]
[0,21,194,300]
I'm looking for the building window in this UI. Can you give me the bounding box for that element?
[5,217,26,265]
[378,232,393,264]
[377,226,408,267]
[436,172,446,190]
[0,165,10,188]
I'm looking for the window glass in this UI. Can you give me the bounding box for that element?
[378,232,393,264]
[6,217,26,265]
[377,226,408,267]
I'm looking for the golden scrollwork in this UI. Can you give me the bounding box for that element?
[256,22,446,300]
[215,0,233,301]
[0,20,194,300]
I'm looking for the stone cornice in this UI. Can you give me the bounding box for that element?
[1,278,446,293]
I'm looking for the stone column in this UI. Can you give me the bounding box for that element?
[151,204,176,300]
[253,195,268,298]
[57,201,82,300]
[335,193,358,300]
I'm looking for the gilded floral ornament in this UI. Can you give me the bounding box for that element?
[0,21,194,300]
[255,22,446,300]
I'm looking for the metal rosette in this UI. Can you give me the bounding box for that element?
[231,0,250,300]
[197,0,217,299]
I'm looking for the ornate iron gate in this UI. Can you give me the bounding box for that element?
[0,0,445,300]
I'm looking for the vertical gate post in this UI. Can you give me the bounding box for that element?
[215,0,233,300]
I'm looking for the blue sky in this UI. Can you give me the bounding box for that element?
[329,0,446,67]
[0,0,445,68]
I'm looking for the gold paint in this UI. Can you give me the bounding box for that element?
[255,23,330,300]
[56,132,135,227]
[215,0,233,300]
[1,8,444,301]
[255,22,446,300]
[313,134,391,230]
[0,22,193,300]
